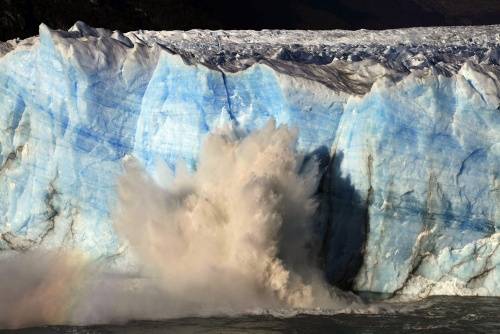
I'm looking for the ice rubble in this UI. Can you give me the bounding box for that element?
[0,22,498,296]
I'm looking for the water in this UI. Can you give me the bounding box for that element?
[4,296,498,334]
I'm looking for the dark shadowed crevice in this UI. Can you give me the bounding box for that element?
[316,150,369,291]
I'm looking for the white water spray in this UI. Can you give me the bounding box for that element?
[114,120,352,311]
[0,120,369,329]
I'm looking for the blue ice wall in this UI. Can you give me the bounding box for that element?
[0,25,498,296]
[0,25,157,252]
[133,54,346,172]
[337,72,499,294]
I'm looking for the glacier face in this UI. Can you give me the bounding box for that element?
[0,22,499,296]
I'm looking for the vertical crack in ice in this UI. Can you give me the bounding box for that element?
[38,178,61,244]
[220,70,237,123]
[393,173,441,295]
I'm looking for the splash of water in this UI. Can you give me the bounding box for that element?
[0,120,367,329]
[112,120,360,313]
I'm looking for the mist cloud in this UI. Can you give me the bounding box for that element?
[0,120,371,329]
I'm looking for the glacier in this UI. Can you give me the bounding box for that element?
[0,22,499,297]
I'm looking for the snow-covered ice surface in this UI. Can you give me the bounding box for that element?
[0,22,499,297]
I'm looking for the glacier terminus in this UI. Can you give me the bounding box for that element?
[0,22,499,298]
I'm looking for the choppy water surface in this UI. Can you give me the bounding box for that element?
[5,296,499,334]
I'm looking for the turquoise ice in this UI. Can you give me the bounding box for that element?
[0,23,498,296]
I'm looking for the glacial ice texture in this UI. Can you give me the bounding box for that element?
[0,22,499,296]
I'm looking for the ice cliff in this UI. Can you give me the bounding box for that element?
[0,22,499,297]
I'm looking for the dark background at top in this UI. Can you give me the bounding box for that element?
[1,0,500,41]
